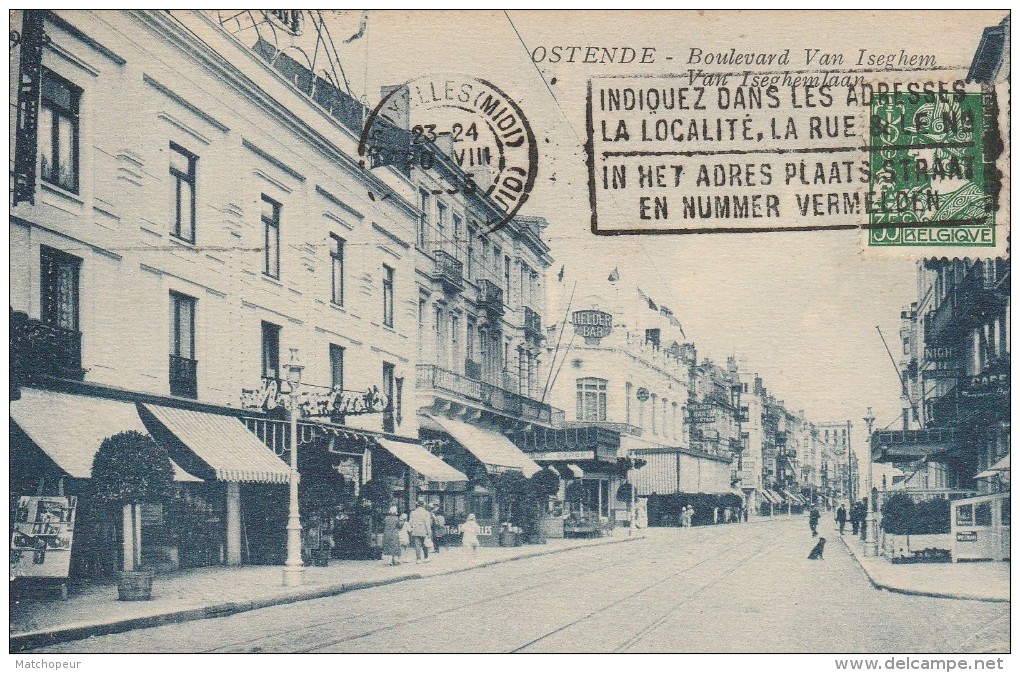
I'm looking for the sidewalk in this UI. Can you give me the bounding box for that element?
[10,531,642,652]
[840,534,1009,603]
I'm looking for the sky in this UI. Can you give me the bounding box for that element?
[311,9,1005,460]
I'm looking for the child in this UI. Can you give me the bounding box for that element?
[398,513,412,563]
[461,513,481,554]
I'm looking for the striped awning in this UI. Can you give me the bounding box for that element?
[10,389,202,482]
[144,404,290,483]
[375,437,467,483]
[426,415,541,477]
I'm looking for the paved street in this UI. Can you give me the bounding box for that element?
[32,518,1008,654]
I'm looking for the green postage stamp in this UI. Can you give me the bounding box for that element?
[868,90,998,247]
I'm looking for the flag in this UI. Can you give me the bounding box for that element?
[344,10,368,43]
[637,287,657,311]
[557,265,565,282]
[607,267,619,282]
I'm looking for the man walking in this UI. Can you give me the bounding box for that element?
[809,505,820,537]
[409,499,432,563]
[835,503,847,535]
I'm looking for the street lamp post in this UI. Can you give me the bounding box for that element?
[863,407,878,557]
[283,348,305,587]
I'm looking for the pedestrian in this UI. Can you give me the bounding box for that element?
[681,506,691,528]
[809,505,820,537]
[382,505,401,566]
[409,498,432,563]
[461,513,481,554]
[713,506,720,525]
[850,501,860,536]
[689,506,696,527]
[431,503,445,554]
[859,499,869,541]
[397,512,412,562]
[835,503,847,535]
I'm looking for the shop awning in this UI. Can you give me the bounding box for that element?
[426,415,541,477]
[760,490,779,505]
[375,437,467,483]
[144,404,290,483]
[10,389,201,482]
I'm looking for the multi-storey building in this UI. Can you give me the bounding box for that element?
[8,10,462,577]
[544,283,737,526]
[873,258,1010,495]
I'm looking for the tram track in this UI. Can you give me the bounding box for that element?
[204,533,659,652]
[509,533,772,653]
[302,528,763,653]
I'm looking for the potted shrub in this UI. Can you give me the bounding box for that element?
[91,430,175,600]
[529,468,561,542]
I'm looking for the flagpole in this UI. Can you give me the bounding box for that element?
[541,281,577,404]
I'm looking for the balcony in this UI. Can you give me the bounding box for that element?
[10,311,85,383]
[417,364,562,426]
[477,279,504,317]
[870,427,956,462]
[432,250,464,294]
[169,355,198,399]
[523,306,542,341]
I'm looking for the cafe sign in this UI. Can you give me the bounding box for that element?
[241,379,388,418]
[688,403,717,424]
[572,310,613,344]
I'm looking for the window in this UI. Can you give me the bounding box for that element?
[418,299,426,329]
[645,328,661,350]
[418,189,430,249]
[40,70,81,194]
[662,398,669,438]
[330,234,345,305]
[673,401,680,438]
[451,315,460,361]
[453,215,463,254]
[434,306,445,360]
[382,265,395,327]
[382,362,396,433]
[651,393,658,434]
[625,382,633,424]
[261,321,281,381]
[330,344,345,390]
[40,246,81,331]
[261,195,281,278]
[504,256,512,295]
[169,292,197,398]
[170,144,197,242]
[576,378,608,422]
[466,226,476,279]
[493,245,502,274]
[466,316,476,362]
[437,202,447,244]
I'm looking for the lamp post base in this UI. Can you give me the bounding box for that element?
[282,564,305,587]
[863,515,879,557]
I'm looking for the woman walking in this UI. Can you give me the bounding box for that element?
[382,506,401,566]
[398,513,412,562]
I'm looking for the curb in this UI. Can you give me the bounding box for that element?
[838,536,1009,604]
[10,534,642,652]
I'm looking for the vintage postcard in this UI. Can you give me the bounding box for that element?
[8,9,1010,663]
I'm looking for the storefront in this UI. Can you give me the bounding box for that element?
[420,414,542,545]
[9,387,293,579]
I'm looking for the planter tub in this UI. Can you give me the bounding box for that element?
[118,569,155,601]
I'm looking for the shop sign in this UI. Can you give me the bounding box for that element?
[140,503,164,526]
[956,531,978,542]
[572,310,613,344]
[458,523,493,537]
[241,379,388,417]
[923,346,961,363]
[11,496,76,579]
[961,373,1009,398]
[922,367,962,380]
[688,403,717,423]
[529,450,595,461]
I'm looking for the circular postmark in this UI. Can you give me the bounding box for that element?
[359,74,538,233]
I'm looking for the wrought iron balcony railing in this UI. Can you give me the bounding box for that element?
[416,364,562,426]
[432,250,464,294]
[477,279,504,316]
[523,306,542,341]
[169,354,198,399]
[10,311,85,383]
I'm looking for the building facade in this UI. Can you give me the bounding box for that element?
[9,9,447,577]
